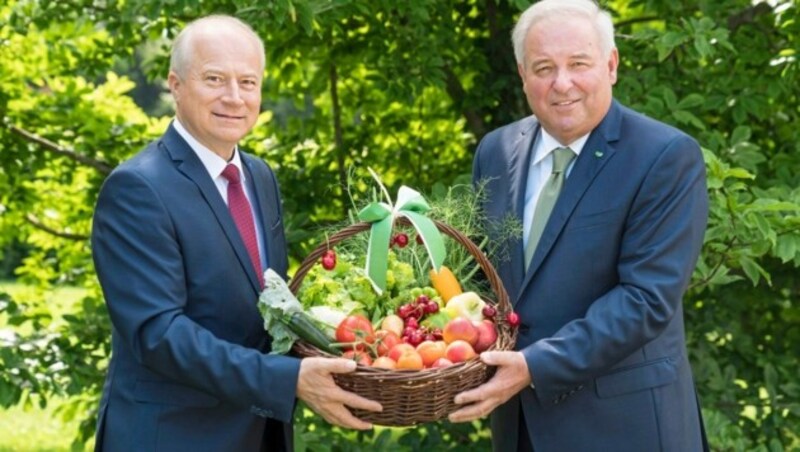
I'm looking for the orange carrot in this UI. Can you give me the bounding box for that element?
[429,265,463,302]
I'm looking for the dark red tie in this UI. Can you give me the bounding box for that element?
[222,164,263,288]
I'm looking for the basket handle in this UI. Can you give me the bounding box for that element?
[288,218,512,316]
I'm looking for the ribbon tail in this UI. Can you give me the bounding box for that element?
[401,211,446,272]
[364,217,392,294]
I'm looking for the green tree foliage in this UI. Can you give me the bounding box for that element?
[0,0,797,449]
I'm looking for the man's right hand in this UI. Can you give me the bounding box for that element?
[296,357,383,430]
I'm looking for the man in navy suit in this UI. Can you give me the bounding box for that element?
[91,15,380,451]
[450,1,709,450]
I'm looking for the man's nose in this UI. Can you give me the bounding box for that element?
[552,69,573,92]
[221,80,245,104]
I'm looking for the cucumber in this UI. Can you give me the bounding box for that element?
[286,311,339,355]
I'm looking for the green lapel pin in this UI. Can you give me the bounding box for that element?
[594,151,604,158]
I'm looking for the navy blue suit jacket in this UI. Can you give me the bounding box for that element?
[91,124,300,451]
[473,101,708,451]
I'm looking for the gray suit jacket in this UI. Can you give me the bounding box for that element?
[473,100,708,451]
[92,124,300,451]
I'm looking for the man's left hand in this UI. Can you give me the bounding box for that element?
[448,351,531,423]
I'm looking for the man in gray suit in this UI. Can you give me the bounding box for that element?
[91,15,380,451]
[450,1,709,451]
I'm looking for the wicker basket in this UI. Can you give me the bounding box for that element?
[288,217,516,426]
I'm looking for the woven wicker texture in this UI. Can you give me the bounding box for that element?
[289,217,516,426]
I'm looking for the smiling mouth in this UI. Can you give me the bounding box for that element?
[213,113,245,120]
[553,99,578,107]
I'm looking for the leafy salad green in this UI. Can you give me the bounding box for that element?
[297,250,416,328]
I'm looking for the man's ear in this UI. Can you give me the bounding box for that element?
[167,71,181,100]
[517,63,528,91]
[608,48,619,85]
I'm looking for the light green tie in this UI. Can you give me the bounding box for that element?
[525,147,575,270]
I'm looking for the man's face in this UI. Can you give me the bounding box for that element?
[168,28,262,159]
[518,16,618,145]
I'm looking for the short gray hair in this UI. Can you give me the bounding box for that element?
[511,0,616,65]
[169,15,265,77]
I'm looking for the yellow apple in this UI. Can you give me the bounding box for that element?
[444,291,486,322]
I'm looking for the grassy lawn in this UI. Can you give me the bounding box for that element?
[0,282,93,452]
[0,399,89,452]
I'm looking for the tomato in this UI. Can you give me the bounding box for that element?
[375,330,402,357]
[342,350,373,366]
[335,314,375,349]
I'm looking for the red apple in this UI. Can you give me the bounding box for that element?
[387,343,416,362]
[443,317,478,346]
[431,357,454,368]
[372,356,397,369]
[473,320,498,353]
[381,314,404,337]
[395,349,424,370]
[445,340,477,363]
[416,340,447,368]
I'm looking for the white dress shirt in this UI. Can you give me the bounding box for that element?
[522,128,590,251]
[172,119,267,270]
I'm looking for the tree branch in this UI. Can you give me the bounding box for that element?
[329,62,348,218]
[24,214,89,241]
[8,125,113,175]
[443,64,485,138]
[728,3,772,33]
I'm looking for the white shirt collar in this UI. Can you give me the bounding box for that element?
[532,128,590,166]
[172,118,245,181]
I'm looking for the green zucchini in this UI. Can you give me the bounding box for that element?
[286,311,339,355]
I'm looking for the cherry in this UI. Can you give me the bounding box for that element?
[424,302,439,314]
[482,305,497,319]
[394,233,409,248]
[398,304,414,319]
[415,234,424,245]
[506,312,521,328]
[320,250,336,270]
[408,331,424,346]
[416,295,430,305]
[405,317,419,330]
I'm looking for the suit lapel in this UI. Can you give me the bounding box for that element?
[518,102,622,296]
[505,118,539,304]
[161,125,261,293]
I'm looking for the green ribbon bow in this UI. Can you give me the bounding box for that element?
[357,186,446,294]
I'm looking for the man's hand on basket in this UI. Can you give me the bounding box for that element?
[448,351,531,423]
[296,357,383,430]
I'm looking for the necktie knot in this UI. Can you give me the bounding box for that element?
[222,164,241,185]
[552,147,575,175]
